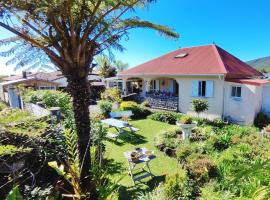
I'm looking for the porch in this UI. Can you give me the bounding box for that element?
[105,77,179,111]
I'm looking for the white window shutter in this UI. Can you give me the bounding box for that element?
[192,80,199,97]
[206,80,213,97]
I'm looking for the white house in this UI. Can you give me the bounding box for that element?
[106,44,270,125]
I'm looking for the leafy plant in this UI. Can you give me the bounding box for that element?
[192,99,209,117]
[120,101,151,119]
[0,109,31,125]
[180,116,193,124]
[148,111,181,124]
[0,145,32,157]
[21,88,72,117]
[98,100,113,118]
[162,173,191,200]
[186,154,218,184]
[254,112,270,129]
[101,88,122,104]
[0,101,7,111]
[5,186,23,200]
[48,129,81,197]
[120,101,138,111]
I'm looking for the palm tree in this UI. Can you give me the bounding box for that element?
[0,1,179,198]
[115,60,129,72]
[96,55,117,78]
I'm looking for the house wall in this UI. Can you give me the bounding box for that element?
[262,84,270,116]
[223,82,262,125]
[175,76,224,120]
[53,77,68,88]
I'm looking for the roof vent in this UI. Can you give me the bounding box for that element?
[174,53,189,58]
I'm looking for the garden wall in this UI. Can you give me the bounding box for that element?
[24,103,50,118]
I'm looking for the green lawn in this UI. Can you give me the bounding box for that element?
[105,119,184,199]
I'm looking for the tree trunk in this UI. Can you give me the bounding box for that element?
[67,76,98,199]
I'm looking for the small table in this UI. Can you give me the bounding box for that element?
[124,147,156,185]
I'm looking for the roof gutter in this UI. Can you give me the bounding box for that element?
[118,74,225,78]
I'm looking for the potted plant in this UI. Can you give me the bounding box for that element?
[176,116,197,139]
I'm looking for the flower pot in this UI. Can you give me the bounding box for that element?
[176,122,197,140]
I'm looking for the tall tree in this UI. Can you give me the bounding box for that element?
[0,1,179,198]
[115,59,129,72]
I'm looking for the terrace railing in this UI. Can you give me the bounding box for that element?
[145,93,178,111]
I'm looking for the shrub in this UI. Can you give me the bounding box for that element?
[190,126,212,142]
[162,173,191,200]
[0,101,7,111]
[180,116,193,124]
[98,100,113,117]
[120,101,151,119]
[120,101,138,111]
[148,111,180,124]
[176,141,196,163]
[186,154,218,183]
[0,109,32,125]
[154,127,182,150]
[22,89,72,116]
[192,99,209,117]
[254,111,270,129]
[100,88,122,103]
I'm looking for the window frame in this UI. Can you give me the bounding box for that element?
[231,85,242,99]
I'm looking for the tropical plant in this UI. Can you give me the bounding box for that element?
[96,55,117,78]
[192,99,209,117]
[0,1,179,197]
[114,60,129,72]
[5,186,23,200]
[48,129,81,197]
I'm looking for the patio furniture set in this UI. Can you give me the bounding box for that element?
[101,111,156,184]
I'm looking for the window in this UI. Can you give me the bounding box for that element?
[231,86,241,98]
[198,81,206,97]
[192,80,213,97]
[151,80,159,91]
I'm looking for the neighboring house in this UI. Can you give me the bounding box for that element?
[0,70,105,108]
[48,70,104,89]
[0,71,59,108]
[106,44,270,125]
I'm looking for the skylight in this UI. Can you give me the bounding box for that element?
[174,53,189,58]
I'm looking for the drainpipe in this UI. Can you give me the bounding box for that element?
[220,75,226,120]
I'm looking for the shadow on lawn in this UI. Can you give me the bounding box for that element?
[118,175,166,200]
[119,131,147,145]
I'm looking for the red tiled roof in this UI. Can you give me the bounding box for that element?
[119,44,263,78]
[226,78,270,86]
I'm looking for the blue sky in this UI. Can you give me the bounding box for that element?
[1,0,270,74]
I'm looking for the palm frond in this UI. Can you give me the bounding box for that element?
[121,18,179,39]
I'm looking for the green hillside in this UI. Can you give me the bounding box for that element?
[247,56,270,72]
